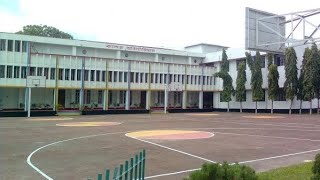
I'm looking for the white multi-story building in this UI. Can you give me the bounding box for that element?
[0,32,317,116]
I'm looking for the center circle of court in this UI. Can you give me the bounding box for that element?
[56,122,121,127]
[126,130,214,140]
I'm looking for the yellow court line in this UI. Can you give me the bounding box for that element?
[243,116,284,119]
[56,122,121,127]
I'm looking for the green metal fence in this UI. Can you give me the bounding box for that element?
[89,149,146,180]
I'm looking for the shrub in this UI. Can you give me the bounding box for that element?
[312,153,320,180]
[184,162,257,180]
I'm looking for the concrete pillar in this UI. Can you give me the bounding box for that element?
[103,90,108,110]
[182,91,187,109]
[146,90,151,110]
[125,90,130,110]
[24,88,28,111]
[116,50,121,59]
[155,54,159,62]
[79,89,83,110]
[199,91,203,109]
[53,89,57,111]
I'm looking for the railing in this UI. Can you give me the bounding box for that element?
[89,149,146,180]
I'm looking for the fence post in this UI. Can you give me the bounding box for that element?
[113,167,118,180]
[98,174,103,180]
[124,161,129,180]
[134,154,138,180]
[130,158,134,180]
[139,151,143,179]
[119,164,124,180]
[106,169,110,180]
[142,149,146,180]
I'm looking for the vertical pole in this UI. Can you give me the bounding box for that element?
[55,57,59,111]
[28,87,31,117]
[25,41,31,112]
[105,60,109,110]
[80,56,85,110]
[199,65,204,109]
[139,151,142,179]
[125,62,131,110]
[183,65,187,109]
[134,154,138,180]
[164,86,167,114]
[113,167,119,180]
[119,164,123,180]
[124,161,129,180]
[147,62,151,110]
[142,150,146,180]
[106,169,110,180]
[53,88,56,111]
[130,158,133,180]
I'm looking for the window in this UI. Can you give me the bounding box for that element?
[96,70,100,82]
[90,70,95,81]
[157,91,164,104]
[182,75,185,84]
[113,71,117,82]
[275,88,286,101]
[6,66,12,78]
[129,72,133,83]
[44,68,49,79]
[261,56,265,68]
[108,71,113,82]
[98,90,103,104]
[15,40,21,52]
[169,74,172,84]
[7,40,13,51]
[275,54,285,66]
[71,69,75,80]
[123,72,127,82]
[190,75,193,84]
[236,91,246,102]
[140,73,144,83]
[0,65,5,78]
[120,91,126,104]
[119,71,122,82]
[102,71,106,82]
[14,66,20,78]
[155,74,158,83]
[145,73,148,83]
[84,70,89,81]
[65,69,70,80]
[135,73,139,83]
[187,75,190,84]
[203,76,206,85]
[198,76,201,85]
[50,68,55,80]
[160,74,163,84]
[77,69,81,81]
[59,68,64,80]
[151,73,154,83]
[22,41,27,52]
[30,67,36,76]
[75,90,80,103]
[86,90,91,104]
[0,39,6,51]
[257,90,266,101]
[37,67,43,76]
[164,74,167,84]
[21,66,27,79]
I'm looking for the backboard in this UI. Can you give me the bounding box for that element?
[245,7,286,53]
[27,76,46,88]
[246,7,320,53]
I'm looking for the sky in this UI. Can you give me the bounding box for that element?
[0,0,319,50]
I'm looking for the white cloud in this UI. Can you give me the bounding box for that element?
[1,0,319,49]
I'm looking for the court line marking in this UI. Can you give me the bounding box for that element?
[213,131,320,142]
[125,133,216,163]
[186,127,320,132]
[26,132,126,180]
[144,147,320,179]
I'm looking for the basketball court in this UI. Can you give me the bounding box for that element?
[1,112,320,179]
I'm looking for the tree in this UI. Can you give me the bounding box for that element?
[215,71,234,112]
[297,50,308,114]
[284,47,298,114]
[221,49,229,72]
[267,53,273,68]
[236,62,246,112]
[16,25,73,39]
[268,63,279,114]
[303,46,317,114]
[249,51,264,113]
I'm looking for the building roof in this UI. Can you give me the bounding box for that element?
[185,43,229,49]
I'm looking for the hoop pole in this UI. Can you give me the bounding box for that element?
[28,87,31,117]
[164,86,167,114]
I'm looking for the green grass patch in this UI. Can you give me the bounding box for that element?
[258,162,313,180]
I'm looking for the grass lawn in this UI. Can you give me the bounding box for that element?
[258,162,313,180]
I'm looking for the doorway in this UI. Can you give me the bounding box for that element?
[140,91,146,109]
[58,89,66,108]
[203,92,213,109]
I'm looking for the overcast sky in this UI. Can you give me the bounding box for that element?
[0,0,319,50]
